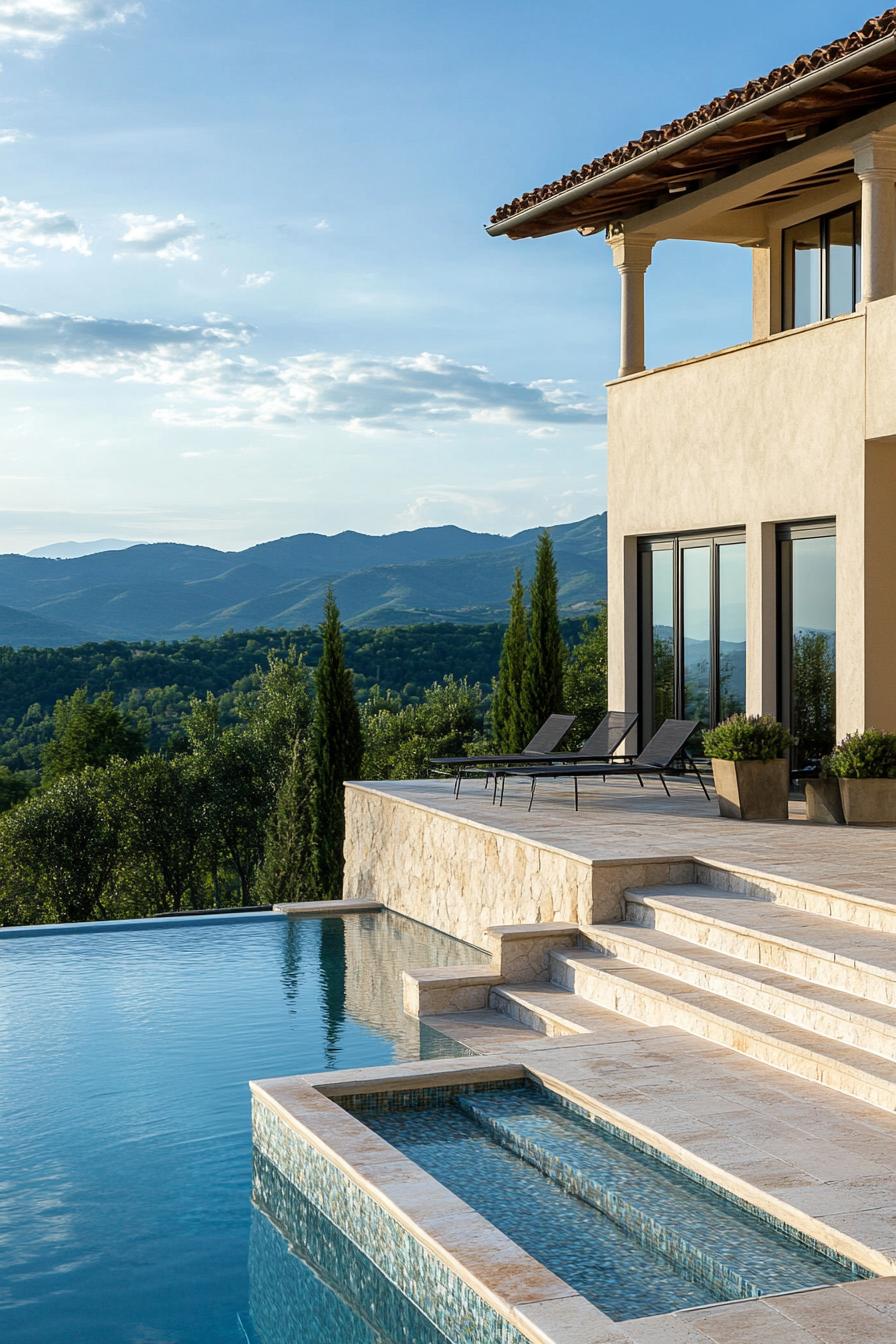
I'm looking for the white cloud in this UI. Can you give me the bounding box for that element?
[241,270,273,289]
[313,218,330,231]
[0,128,28,143]
[0,197,90,268]
[0,2,143,55]
[0,303,603,436]
[115,212,202,262]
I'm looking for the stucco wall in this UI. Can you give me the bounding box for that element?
[605,303,896,735]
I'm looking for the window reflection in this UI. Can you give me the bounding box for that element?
[718,542,746,717]
[651,549,674,733]
[788,534,836,765]
[682,546,711,731]
[788,217,822,328]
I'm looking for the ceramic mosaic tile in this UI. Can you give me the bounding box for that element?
[252,1097,533,1344]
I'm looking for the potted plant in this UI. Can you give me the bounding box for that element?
[804,765,845,825]
[825,729,896,825]
[702,714,795,821]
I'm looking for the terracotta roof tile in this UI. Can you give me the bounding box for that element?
[490,8,896,227]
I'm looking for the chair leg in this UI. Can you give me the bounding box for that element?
[659,773,671,797]
[695,766,711,801]
[492,773,498,804]
[527,778,537,813]
[636,774,645,789]
[454,771,461,799]
[574,777,579,812]
[499,775,507,807]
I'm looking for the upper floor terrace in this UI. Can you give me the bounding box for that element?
[488,9,896,382]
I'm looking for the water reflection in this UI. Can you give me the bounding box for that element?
[249,1150,450,1344]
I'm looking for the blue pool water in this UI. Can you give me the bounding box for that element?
[0,910,481,1343]
[361,1083,862,1322]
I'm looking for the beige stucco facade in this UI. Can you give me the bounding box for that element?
[605,113,896,742]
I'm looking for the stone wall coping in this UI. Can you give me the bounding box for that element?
[486,923,580,941]
[403,966,504,987]
[273,897,384,915]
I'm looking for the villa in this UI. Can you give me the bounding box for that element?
[252,11,896,1344]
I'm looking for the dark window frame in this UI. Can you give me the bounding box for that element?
[782,204,861,332]
[637,527,746,746]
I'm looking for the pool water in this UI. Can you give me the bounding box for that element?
[0,910,482,1343]
[362,1083,863,1322]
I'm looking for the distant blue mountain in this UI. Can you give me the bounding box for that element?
[0,514,607,646]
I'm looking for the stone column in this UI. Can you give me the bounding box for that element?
[853,131,896,304]
[607,229,654,377]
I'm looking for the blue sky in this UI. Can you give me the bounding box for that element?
[0,1,879,551]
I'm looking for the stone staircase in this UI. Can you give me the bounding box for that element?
[491,877,896,1112]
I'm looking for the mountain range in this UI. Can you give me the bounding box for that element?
[0,514,607,647]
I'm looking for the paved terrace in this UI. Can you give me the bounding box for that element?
[358,774,896,912]
[263,778,896,1343]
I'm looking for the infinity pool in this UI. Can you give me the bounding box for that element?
[0,910,482,1343]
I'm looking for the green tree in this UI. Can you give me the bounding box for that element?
[492,568,528,752]
[563,605,608,748]
[254,654,315,904]
[43,688,146,783]
[0,767,126,924]
[792,631,836,763]
[520,531,565,745]
[310,590,363,899]
[116,754,209,912]
[361,677,485,780]
[201,727,274,907]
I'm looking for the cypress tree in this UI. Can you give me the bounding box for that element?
[492,568,528,752]
[520,531,565,744]
[310,589,363,899]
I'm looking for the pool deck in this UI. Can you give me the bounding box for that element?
[261,777,896,1344]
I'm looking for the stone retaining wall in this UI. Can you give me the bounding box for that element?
[342,784,693,947]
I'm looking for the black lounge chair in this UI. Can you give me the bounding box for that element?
[429,712,576,797]
[487,709,639,803]
[500,718,710,811]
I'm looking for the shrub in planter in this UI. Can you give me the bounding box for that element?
[825,730,896,825]
[702,715,795,821]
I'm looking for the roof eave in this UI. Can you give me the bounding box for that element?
[486,29,896,239]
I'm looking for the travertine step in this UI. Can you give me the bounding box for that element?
[552,949,896,1112]
[695,862,896,935]
[625,885,896,1007]
[581,923,896,1061]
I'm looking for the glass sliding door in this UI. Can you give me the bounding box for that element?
[778,524,836,767]
[638,531,746,747]
[681,545,711,732]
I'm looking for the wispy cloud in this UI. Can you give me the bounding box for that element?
[0,197,90,268]
[115,212,202,262]
[0,303,603,434]
[313,218,330,231]
[241,270,273,289]
[0,128,28,144]
[0,2,143,55]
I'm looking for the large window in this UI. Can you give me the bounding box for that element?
[782,205,861,331]
[639,531,746,745]
[778,522,836,768]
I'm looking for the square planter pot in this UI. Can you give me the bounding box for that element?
[805,778,845,825]
[838,778,896,826]
[710,758,790,821]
